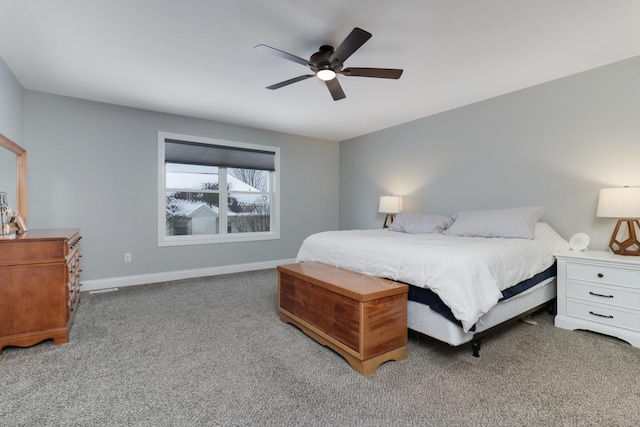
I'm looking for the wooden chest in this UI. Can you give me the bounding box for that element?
[0,229,82,354]
[277,262,408,375]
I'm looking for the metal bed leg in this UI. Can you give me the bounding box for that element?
[471,338,481,357]
[548,300,557,315]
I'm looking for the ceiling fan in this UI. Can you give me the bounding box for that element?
[255,27,403,101]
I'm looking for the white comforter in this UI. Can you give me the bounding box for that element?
[296,222,569,331]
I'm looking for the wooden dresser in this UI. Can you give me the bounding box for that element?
[0,229,82,354]
[278,262,408,376]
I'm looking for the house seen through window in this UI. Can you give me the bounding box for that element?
[158,132,279,246]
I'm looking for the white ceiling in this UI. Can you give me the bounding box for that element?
[1,1,640,142]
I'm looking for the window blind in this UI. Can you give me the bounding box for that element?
[165,139,276,171]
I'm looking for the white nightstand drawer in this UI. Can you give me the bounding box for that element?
[566,263,640,287]
[567,300,640,331]
[566,281,640,310]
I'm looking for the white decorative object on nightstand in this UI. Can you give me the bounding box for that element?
[555,250,640,347]
[568,233,590,251]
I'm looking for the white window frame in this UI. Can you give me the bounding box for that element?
[158,131,280,246]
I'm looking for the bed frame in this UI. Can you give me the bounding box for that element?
[406,278,557,356]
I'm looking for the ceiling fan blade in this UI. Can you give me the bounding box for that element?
[329,27,372,67]
[254,44,311,67]
[340,67,403,79]
[325,78,346,101]
[266,75,315,90]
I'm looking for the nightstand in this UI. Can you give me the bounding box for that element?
[555,250,640,347]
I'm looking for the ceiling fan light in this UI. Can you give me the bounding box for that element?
[316,69,336,81]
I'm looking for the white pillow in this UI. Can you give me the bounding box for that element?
[388,212,454,234]
[444,206,545,239]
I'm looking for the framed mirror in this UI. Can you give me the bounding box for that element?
[0,133,27,221]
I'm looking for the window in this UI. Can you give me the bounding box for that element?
[158,132,279,246]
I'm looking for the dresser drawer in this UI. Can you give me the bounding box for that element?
[566,281,640,310]
[566,263,640,288]
[567,300,640,331]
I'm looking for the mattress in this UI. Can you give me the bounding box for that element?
[407,278,556,346]
[407,262,556,330]
[296,222,569,331]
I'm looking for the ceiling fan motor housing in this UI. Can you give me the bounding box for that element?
[310,45,336,72]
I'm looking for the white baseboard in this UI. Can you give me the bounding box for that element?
[81,258,297,292]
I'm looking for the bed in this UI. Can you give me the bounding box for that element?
[295,207,570,356]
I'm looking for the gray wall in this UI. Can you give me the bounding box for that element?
[24,91,339,282]
[0,56,24,211]
[340,56,640,251]
[0,56,23,142]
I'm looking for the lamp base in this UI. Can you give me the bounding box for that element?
[382,214,396,229]
[609,219,640,256]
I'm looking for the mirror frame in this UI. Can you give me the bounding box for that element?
[0,133,27,220]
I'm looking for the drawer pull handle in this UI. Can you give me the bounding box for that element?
[589,291,613,298]
[589,311,613,319]
[597,273,604,278]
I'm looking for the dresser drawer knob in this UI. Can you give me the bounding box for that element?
[597,273,604,278]
[589,311,613,319]
[589,291,613,299]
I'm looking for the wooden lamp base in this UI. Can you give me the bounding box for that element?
[609,219,640,256]
[382,213,396,229]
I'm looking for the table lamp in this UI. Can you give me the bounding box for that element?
[378,196,402,229]
[596,187,640,256]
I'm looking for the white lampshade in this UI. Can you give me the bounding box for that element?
[378,196,403,214]
[596,187,640,219]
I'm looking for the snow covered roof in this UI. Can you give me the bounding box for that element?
[169,199,218,217]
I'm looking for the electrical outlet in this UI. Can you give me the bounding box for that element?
[124,252,132,263]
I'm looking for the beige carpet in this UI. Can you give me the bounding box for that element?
[2,269,640,426]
